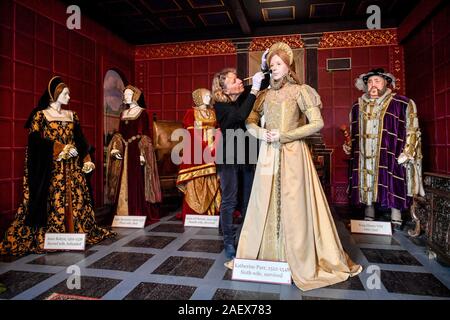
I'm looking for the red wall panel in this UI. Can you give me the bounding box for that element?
[404,2,450,174]
[136,55,237,122]
[0,0,135,233]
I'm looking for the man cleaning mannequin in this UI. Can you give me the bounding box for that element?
[344,68,425,229]
[212,56,270,261]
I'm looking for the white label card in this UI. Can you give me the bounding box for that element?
[112,216,146,229]
[350,219,392,236]
[44,233,86,251]
[232,258,292,285]
[184,215,220,228]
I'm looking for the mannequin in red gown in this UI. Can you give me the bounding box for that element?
[176,88,221,222]
[107,85,161,225]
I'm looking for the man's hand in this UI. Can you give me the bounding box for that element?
[140,155,146,166]
[251,71,265,92]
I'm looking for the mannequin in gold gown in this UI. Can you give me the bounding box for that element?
[235,42,362,291]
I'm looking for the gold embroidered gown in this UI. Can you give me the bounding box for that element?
[0,111,116,256]
[236,82,362,291]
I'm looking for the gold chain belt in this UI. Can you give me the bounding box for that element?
[123,134,141,145]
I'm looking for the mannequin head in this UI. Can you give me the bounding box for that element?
[203,91,212,106]
[269,54,290,81]
[47,76,68,103]
[355,68,396,96]
[192,88,212,108]
[267,42,301,85]
[25,76,68,128]
[123,85,144,107]
[123,88,134,104]
[367,75,387,98]
[55,87,71,105]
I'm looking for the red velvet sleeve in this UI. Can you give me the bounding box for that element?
[140,110,151,137]
[183,109,195,129]
[118,111,124,134]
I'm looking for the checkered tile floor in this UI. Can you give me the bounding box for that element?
[1,209,449,300]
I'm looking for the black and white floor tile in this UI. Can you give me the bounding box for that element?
[1,208,449,300]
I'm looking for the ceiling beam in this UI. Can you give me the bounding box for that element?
[227,0,252,35]
[136,0,168,31]
[251,18,398,38]
[128,17,399,45]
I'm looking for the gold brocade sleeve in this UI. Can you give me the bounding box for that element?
[280,85,324,144]
[106,133,124,204]
[83,154,92,163]
[30,112,67,160]
[110,133,124,155]
[402,99,420,160]
[139,135,162,203]
[53,141,65,159]
[246,89,268,139]
[29,111,42,134]
[401,99,425,197]
[246,89,267,125]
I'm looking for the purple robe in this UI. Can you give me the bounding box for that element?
[349,94,413,210]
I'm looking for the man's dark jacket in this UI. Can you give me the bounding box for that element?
[214,76,269,165]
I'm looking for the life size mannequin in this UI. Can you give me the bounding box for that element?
[176,88,221,222]
[0,76,116,256]
[106,85,161,225]
[344,69,425,229]
[234,42,362,291]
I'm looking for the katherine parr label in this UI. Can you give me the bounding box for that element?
[232,259,291,285]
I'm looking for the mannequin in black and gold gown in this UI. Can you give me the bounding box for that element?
[0,76,116,256]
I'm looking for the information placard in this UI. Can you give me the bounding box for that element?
[112,216,147,228]
[232,258,292,285]
[44,233,86,251]
[350,219,392,236]
[184,215,220,228]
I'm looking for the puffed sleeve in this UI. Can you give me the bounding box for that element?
[401,99,420,159]
[245,89,268,140]
[183,108,195,129]
[279,85,324,144]
[32,111,65,159]
[29,111,43,133]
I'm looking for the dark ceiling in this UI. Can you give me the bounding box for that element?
[63,0,421,45]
